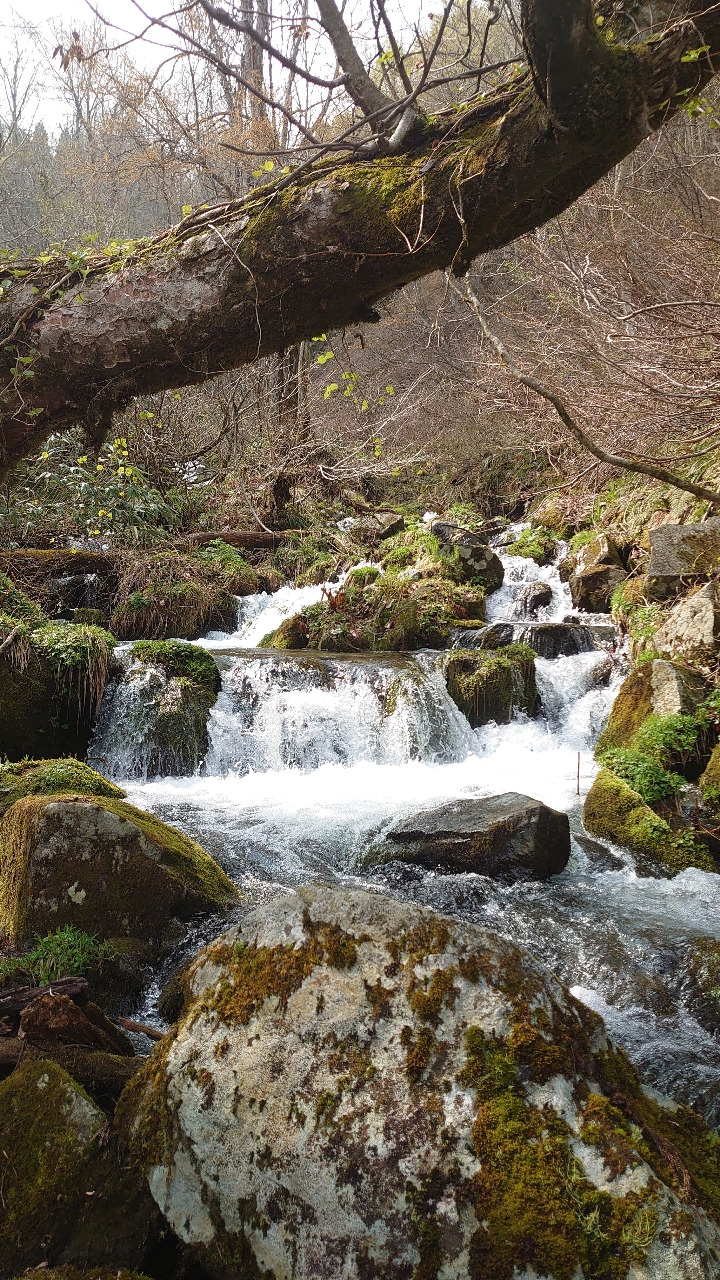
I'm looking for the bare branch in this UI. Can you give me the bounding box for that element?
[457,278,720,507]
[196,0,350,89]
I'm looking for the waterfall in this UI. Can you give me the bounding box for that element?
[91,544,720,1125]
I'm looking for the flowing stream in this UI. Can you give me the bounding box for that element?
[92,541,720,1125]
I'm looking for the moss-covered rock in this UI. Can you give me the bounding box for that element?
[0,1059,160,1274]
[0,758,125,821]
[443,644,537,726]
[95,641,222,777]
[119,886,720,1279]
[700,743,720,807]
[596,661,706,754]
[110,551,242,641]
[84,936,157,1017]
[263,575,486,653]
[583,769,715,874]
[0,620,117,763]
[0,570,45,623]
[0,794,241,949]
[505,524,558,565]
[0,550,119,620]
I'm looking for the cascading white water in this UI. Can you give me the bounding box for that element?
[92,543,720,1124]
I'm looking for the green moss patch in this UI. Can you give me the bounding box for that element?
[0,570,45,624]
[193,539,258,595]
[0,757,124,820]
[583,769,714,874]
[505,525,558,565]
[443,644,537,727]
[596,666,654,752]
[132,639,220,698]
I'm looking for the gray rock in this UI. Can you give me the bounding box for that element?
[515,580,553,616]
[650,658,708,715]
[383,792,570,880]
[573,533,624,574]
[569,564,627,612]
[350,512,405,542]
[123,886,720,1280]
[647,519,720,598]
[654,582,720,664]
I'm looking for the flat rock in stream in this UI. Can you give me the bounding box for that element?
[449,621,601,658]
[379,792,570,881]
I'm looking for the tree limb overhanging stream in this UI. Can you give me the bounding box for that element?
[2,0,720,475]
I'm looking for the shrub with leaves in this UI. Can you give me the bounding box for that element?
[599,747,685,807]
[0,925,111,985]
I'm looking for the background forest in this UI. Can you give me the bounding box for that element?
[2,1,720,545]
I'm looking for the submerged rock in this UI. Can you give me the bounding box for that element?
[647,519,720,598]
[654,582,720,664]
[0,794,240,948]
[0,1059,160,1274]
[443,644,537,726]
[381,792,570,880]
[120,886,720,1280]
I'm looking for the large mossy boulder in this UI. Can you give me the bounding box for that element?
[379,793,570,880]
[443,643,537,725]
[583,769,715,875]
[0,1059,160,1275]
[120,886,720,1279]
[596,661,706,753]
[430,520,505,590]
[0,794,240,949]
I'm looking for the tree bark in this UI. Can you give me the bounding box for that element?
[1,0,718,474]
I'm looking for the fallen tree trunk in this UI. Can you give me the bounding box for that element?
[0,976,88,1016]
[0,0,718,474]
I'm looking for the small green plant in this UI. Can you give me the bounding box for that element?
[570,529,597,553]
[0,925,111,985]
[599,747,684,806]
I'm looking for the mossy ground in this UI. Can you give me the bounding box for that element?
[0,792,240,947]
[583,769,715,874]
[443,644,537,726]
[110,547,253,640]
[505,525,558,565]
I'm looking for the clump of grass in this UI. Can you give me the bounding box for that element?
[0,572,45,625]
[110,551,239,640]
[0,925,111,985]
[193,539,258,594]
[31,621,116,719]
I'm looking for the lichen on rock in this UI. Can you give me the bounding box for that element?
[119,886,720,1279]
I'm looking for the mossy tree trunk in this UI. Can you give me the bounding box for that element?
[1,0,718,473]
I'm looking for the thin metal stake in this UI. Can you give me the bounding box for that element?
[577,751,581,796]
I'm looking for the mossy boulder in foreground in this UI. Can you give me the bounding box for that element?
[0,794,240,948]
[120,886,720,1280]
[0,1059,160,1274]
[583,769,715,875]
